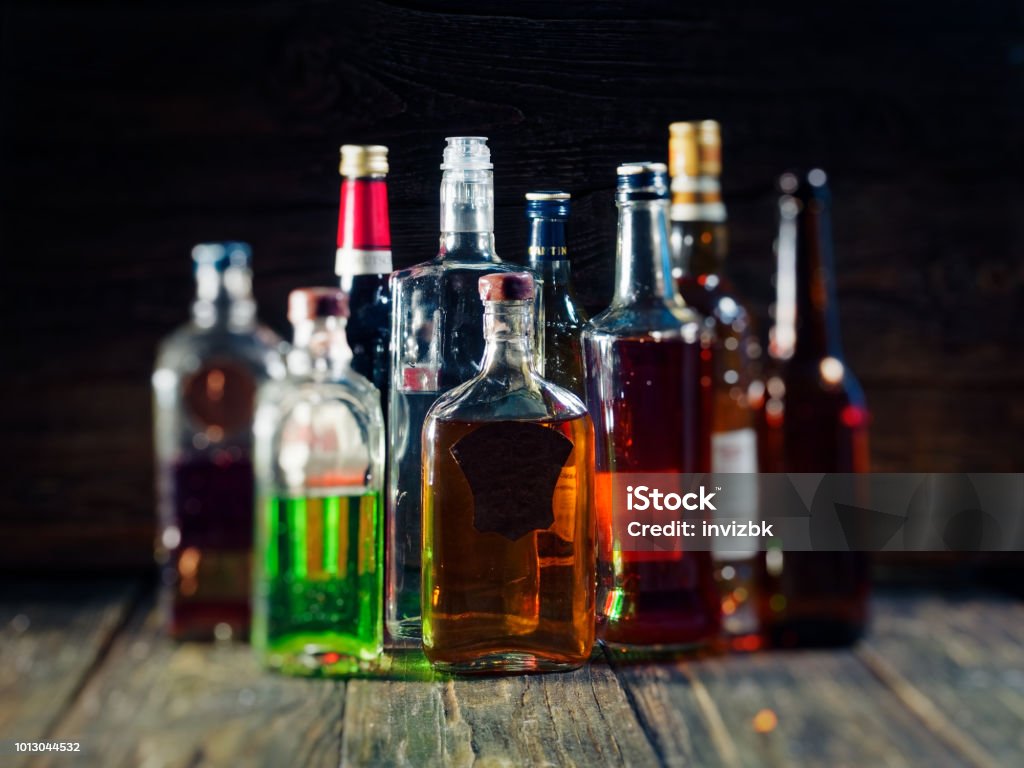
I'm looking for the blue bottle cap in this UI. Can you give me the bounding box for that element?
[616,162,670,201]
[525,191,571,219]
[191,242,252,272]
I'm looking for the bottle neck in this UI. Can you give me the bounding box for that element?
[438,168,496,260]
[772,197,844,362]
[191,265,256,329]
[289,317,354,380]
[528,218,573,289]
[479,301,536,384]
[336,176,393,279]
[614,199,677,306]
[670,173,728,279]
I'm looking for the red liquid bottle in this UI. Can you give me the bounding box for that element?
[757,170,871,647]
[583,163,719,654]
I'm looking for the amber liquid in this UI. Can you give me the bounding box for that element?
[585,335,720,649]
[757,362,871,647]
[422,414,595,673]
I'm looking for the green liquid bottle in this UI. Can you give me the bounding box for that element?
[253,288,385,675]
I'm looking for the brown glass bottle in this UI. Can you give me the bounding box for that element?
[422,273,596,674]
[757,170,870,647]
[669,121,763,651]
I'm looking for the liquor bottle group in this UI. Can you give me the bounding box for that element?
[152,125,870,676]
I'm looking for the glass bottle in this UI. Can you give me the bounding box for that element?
[526,191,588,398]
[669,121,762,650]
[252,288,385,675]
[336,144,392,420]
[152,242,284,640]
[583,163,720,652]
[422,272,595,673]
[757,169,870,647]
[387,137,538,643]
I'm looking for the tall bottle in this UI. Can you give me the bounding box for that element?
[422,272,595,673]
[526,191,588,398]
[152,242,284,640]
[758,169,870,647]
[583,163,720,651]
[668,121,762,649]
[336,144,392,415]
[388,137,536,642]
[253,288,385,675]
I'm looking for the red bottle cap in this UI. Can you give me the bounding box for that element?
[478,272,535,301]
[288,287,350,322]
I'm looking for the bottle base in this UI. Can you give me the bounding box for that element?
[386,618,422,646]
[426,651,587,676]
[260,633,382,677]
[600,638,717,663]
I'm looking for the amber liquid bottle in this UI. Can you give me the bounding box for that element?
[422,272,596,674]
[583,163,719,652]
[758,170,870,647]
[669,121,762,650]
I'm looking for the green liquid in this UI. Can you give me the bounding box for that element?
[254,490,383,676]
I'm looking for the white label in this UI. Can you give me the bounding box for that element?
[335,248,393,277]
[711,428,759,558]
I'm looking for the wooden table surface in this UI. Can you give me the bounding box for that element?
[1,581,1021,768]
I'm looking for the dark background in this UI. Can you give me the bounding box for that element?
[1,1,1022,570]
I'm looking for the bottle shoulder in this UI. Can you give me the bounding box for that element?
[426,372,588,425]
[155,320,286,379]
[392,257,537,284]
[583,300,701,342]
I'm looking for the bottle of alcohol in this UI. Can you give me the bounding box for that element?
[583,163,720,651]
[422,272,595,673]
[252,288,385,675]
[336,144,392,416]
[526,191,588,398]
[152,242,284,640]
[388,137,537,643]
[758,169,870,647]
[669,121,762,650]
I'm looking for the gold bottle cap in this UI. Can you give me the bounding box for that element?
[339,144,389,177]
[668,120,721,179]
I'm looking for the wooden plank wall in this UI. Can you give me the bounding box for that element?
[1,1,1022,569]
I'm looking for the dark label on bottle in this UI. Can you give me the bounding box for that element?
[451,422,574,541]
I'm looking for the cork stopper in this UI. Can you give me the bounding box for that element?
[288,287,349,322]
[668,121,722,179]
[478,272,535,302]
[339,145,389,177]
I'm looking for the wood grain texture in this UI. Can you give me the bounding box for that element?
[341,664,661,767]
[0,581,138,768]
[34,600,345,768]
[860,593,1024,767]
[1,0,1023,568]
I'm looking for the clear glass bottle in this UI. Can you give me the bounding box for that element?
[252,288,385,675]
[582,163,720,652]
[387,137,539,643]
[422,272,595,674]
[336,144,392,419]
[527,191,588,398]
[669,121,762,650]
[152,242,284,640]
[757,170,870,647]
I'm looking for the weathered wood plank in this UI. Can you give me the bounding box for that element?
[341,663,662,767]
[33,601,344,768]
[617,650,967,768]
[0,581,138,768]
[860,593,1024,768]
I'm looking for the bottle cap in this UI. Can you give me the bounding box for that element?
[668,121,721,178]
[191,242,251,273]
[777,168,830,219]
[478,272,535,302]
[525,190,571,219]
[340,145,389,177]
[616,162,670,200]
[288,287,350,322]
[441,136,493,171]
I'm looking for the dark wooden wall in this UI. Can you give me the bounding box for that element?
[1,1,1022,570]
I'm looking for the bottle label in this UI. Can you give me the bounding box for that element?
[182,360,256,441]
[335,247,393,277]
[711,427,758,558]
[451,422,574,541]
